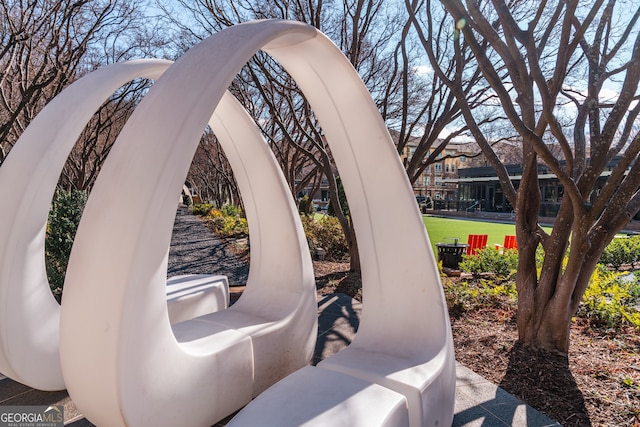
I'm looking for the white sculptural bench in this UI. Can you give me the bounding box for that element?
[0,19,455,427]
[166,274,230,324]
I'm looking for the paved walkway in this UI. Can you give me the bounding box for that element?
[0,207,560,426]
[168,206,248,285]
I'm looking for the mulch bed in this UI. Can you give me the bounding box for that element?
[449,294,640,427]
[313,261,640,427]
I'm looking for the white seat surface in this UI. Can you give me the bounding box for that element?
[228,366,410,427]
[166,274,229,324]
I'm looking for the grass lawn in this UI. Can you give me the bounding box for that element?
[423,215,518,254]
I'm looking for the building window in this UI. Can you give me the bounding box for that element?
[451,164,455,172]
[445,164,450,172]
[460,156,466,162]
[435,163,442,173]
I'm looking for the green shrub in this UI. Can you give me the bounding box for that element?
[298,194,314,215]
[221,204,242,218]
[599,236,640,269]
[578,265,640,329]
[193,203,248,237]
[200,204,248,238]
[208,208,223,218]
[219,216,238,236]
[300,215,348,261]
[191,203,214,216]
[459,247,518,278]
[45,189,87,299]
[204,216,248,238]
[443,277,518,313]
[212,216,248,237]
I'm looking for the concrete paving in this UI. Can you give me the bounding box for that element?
[454,364,561,427]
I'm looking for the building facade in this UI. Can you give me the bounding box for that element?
[447,158,624,218]
[402,140,479,202]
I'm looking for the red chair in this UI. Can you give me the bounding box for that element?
[466,234,488,255]
[495,235,518,253]
[504,235,518,250]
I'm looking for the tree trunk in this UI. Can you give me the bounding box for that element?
[522,273,573,353]
[320,151,360,272]
[518,252,599,353]
[515,201,610,353]
[347,219,360,272]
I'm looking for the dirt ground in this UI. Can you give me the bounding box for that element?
[312,261,640,427]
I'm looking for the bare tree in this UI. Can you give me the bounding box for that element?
[391,1,510,186]
[163,0,403,271]
[409,0,640,353]
[0,0,151,166]
[189,130,241,207]
[58,78,154,190]
[229,67,324,200]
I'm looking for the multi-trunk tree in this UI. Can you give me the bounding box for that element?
[408,0,640,353]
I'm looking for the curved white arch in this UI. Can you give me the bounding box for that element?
[58,19,454,426]
[259,25,456,427]
[227,23,455,427]
[0,59,171,390]
[59,22,319,426]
